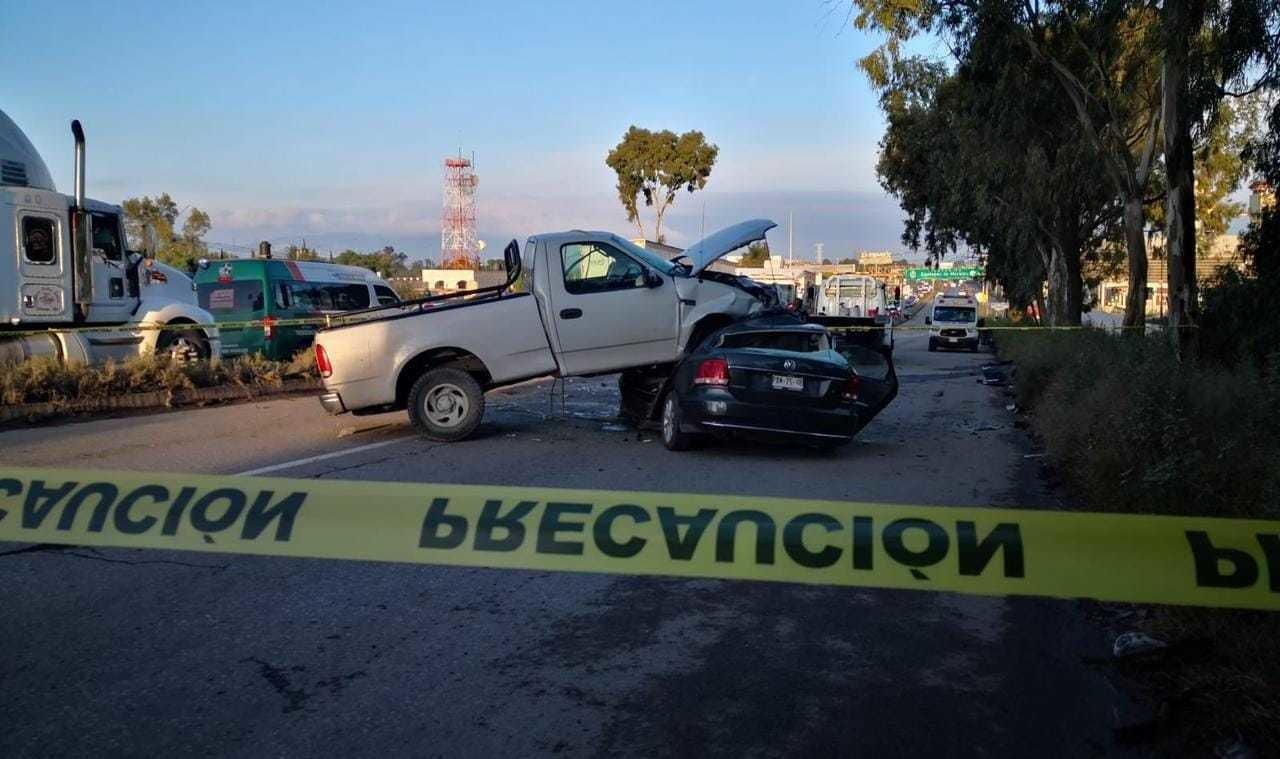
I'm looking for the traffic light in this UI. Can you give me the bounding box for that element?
[894,286,901,301]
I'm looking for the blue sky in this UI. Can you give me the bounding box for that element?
[2,0,923,261]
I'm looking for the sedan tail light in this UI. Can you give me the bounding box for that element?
[843,373,861,400]
[315,343,333,378]
[693,358,730,386]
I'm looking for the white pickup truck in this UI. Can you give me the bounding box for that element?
[314,220,779,440]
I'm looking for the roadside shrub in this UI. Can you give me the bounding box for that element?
[285,347,317,377]
[0,352,319,408]
[999,326,1280,752]
[1198,267,1280,371]
[999,328,1279,519]
[1198,206,1280,371]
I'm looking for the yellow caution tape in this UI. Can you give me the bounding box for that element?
[1,317,329,339]
[1,467,1275,610]
[2,316,1176,338]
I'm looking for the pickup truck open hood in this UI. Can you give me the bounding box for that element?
[683,219,777,276]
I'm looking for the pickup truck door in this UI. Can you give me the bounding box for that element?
[547,239,679,375]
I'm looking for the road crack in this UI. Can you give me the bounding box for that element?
[0,543,71,559]
[0,543,227,572]
[60,547,230,573]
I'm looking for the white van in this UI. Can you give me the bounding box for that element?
[926,294,979,352]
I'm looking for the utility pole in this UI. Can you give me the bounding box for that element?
[788,211,793,268]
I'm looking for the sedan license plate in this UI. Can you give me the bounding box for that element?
[771,375,804,392]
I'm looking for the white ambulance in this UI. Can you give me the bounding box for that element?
[926,293,980,352]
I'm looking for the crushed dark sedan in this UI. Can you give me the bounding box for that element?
[650,314,898,451]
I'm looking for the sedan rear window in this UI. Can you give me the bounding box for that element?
[720,331,828,352]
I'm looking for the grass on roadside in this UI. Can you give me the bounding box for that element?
[0,351,319,408]
[994,325,1279,754]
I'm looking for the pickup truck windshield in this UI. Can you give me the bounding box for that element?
[934,306,976,323]
[608,235,680,276]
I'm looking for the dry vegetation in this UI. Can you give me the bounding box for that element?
[0,351,318,408]
[996,326,1279,753]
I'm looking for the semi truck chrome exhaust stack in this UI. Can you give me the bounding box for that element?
[70,119,93,309]
[72,120,85,208]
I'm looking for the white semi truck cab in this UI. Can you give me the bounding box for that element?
[816,274,887,319]
[0,109,219,364]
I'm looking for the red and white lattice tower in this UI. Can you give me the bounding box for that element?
[441,155,479,269]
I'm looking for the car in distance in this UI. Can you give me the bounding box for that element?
[658,314,898,451]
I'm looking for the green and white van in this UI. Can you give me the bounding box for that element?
[194,259,400,360]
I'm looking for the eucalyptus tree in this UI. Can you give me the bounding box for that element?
[605,127,719,244]
[852,0,1278,331]
[875,20,1115,324]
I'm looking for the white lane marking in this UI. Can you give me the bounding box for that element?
[232,436,415,476]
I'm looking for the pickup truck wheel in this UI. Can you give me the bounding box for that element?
[660,392,694,451]
[407,368,485,442]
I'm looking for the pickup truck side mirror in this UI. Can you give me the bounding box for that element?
[502,239,522,286]
[925,316,932,325]
[644,270,663,288]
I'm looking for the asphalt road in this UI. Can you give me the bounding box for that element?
[0,316,1132,757]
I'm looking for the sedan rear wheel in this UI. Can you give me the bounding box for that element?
[660,391,694,451]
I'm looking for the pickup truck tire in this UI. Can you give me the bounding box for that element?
[407,368,485,441]
[660,391,695,451]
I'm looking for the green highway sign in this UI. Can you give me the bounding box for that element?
[905,267,983,281]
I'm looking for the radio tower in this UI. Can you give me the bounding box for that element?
[441,153,479,269]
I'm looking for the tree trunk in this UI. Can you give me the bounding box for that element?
[1035,240,1060,325]
[654,200,670,245]
[1122,196,1149,327]
[1161,0,1203,346]
[1042,244,1084,327]
[1062,238,1084,326]
[1051,206,1085,327]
